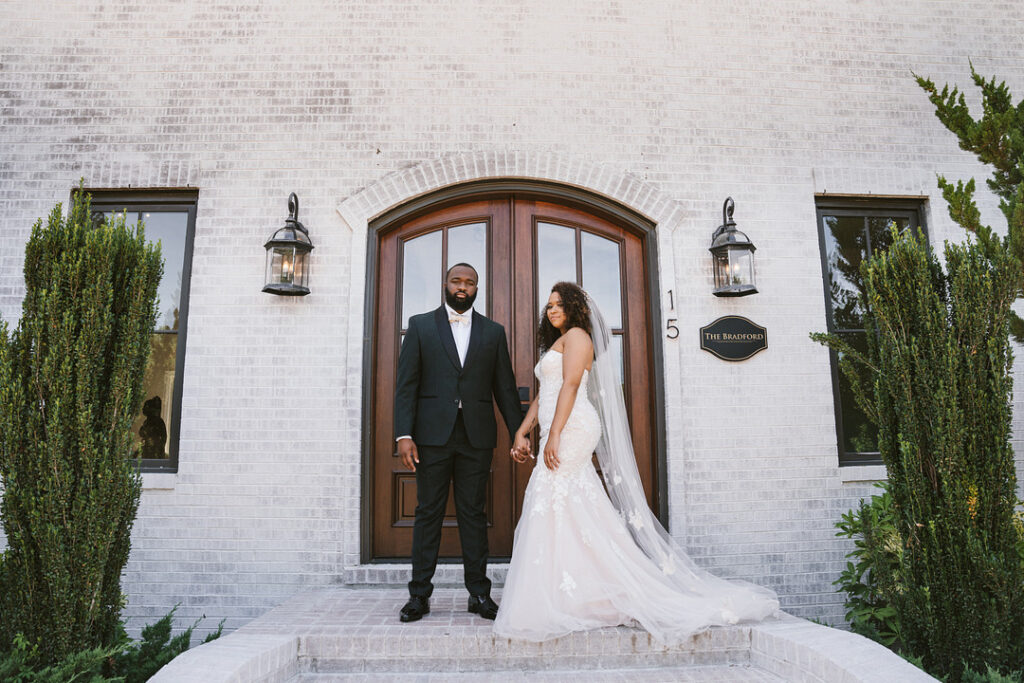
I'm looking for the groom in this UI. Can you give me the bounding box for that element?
[394,263,523,623]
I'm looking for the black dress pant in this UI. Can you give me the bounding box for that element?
[409,411,492,599]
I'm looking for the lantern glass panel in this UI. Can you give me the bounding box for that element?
[293,248,309,289]
[728,248,754,287]
[266,249,279,285]
[266,246,297,286]
[280,248,295,283]
[713,251,730,289]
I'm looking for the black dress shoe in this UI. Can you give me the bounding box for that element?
[467,594,499,620]
[400,595,430,622]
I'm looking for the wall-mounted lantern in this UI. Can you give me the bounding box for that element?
[710,197,757,297]
[263,193,313,296]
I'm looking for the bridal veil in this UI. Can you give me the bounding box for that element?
[584,295,780,633]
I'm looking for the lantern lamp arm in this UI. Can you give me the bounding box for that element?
[288,192,299,221]
[711,197,736,242]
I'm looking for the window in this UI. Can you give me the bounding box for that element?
[84,189,198,472]
[815,198,926,466]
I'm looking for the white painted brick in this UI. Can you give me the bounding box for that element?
[0,0,1022,640]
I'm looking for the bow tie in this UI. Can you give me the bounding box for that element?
[449,313,470,327]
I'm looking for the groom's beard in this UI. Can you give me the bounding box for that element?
[445,287,477,313]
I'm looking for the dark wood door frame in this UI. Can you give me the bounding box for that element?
[360,179,668,563]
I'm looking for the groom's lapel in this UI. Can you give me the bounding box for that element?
[461,311,484,374]
[433,306,462,371]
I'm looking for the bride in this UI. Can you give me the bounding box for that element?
[493,282,779,644]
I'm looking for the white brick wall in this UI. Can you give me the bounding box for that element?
[1,0,1023,638]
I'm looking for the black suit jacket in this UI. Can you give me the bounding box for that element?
[394,306,522,449]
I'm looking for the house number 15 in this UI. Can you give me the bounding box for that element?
[666,289,679,339]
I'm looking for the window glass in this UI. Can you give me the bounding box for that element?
[868,216,910,255]
[143,212,189,330]
[822,215,867,330]
[93,193,196,471]
[817,203,923,465]
[835,330,876,454]
[131,333,177,459]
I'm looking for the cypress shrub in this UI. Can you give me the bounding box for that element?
[819,64,1024,681]
[0,188,162,666]
[815,227,1024,680]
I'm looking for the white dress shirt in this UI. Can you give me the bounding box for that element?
[445,303,472,366]
[397,304,474,443]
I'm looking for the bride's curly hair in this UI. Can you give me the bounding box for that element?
[537,281,592,351]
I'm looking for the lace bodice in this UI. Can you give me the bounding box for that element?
[533,350,601,475]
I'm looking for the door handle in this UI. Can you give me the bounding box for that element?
[518,386,530,415]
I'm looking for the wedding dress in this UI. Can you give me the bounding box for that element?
[494,324,779,644]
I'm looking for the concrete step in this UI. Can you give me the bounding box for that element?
[150,588,939,683]
[266,590,755,675]
[287,664,785,681]
[340,563,507,588]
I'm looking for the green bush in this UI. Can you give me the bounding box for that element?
[109,608,223,683]
[833,483,902,647]
[962,665,1024,683]
[0,187,163,665]
[0,634,120,683]
[0,609,224,683]
[836,488,1024,682]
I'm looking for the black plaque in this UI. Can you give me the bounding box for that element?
[700,316,767,361]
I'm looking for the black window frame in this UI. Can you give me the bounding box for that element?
[815,197,927,467]
[77,188,198,473]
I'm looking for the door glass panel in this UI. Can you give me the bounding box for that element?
[822,215,867,329]
[447,222,487,315]
[610,334,624,387]
[402,231,442,329]
[581,231,622,328]
[537,222,577,313]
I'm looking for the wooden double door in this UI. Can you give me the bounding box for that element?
[370,193,658,560]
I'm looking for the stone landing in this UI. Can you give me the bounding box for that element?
[150,587,936,682]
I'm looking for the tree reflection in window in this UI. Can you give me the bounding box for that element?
[818,204,920,465]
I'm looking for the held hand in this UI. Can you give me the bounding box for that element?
[543,432,561,470]
[511,433,532,463]
[398,438,419,472]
